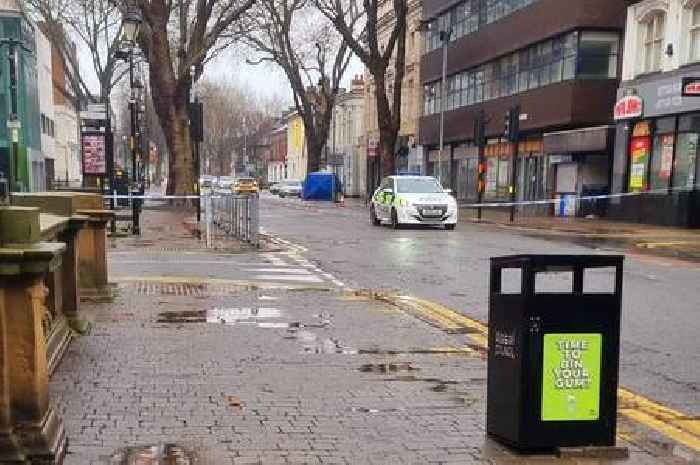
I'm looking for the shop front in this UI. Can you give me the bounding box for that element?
[611,68,700,227]
[543,126,614,217]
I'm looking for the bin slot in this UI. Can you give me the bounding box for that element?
[583,267,617,294]
[500,268,522,294]
[535,270,574,294]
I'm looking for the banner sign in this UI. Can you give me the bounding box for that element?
[81,133,107,175]
[682,77,700,97]
[613,95,643,120]
[541,333,602,422]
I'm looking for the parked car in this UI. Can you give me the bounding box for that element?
[278,180,303,198]
[269,182,281,195]
[369,175,458,230]
[232,177,259,194]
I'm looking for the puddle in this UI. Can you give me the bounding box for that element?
[156,307,281,325]
[359,362,418,373]
[110,443,194,464]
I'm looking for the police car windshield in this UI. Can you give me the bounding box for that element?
[396,178,443,194]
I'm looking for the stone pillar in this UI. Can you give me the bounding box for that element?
[0,285,27,464]
[0,207,67,465]
[76,212,112,296]
[56,218,85,317]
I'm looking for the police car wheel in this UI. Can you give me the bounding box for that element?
[445,224,456,231]
[391,209,401,230]
[370,206,380,226]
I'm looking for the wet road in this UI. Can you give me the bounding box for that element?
[258,193,700,416]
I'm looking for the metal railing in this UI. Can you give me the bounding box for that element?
[206,191,259,248]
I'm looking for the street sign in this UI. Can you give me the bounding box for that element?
[81,132,107,175]
[6,120,21,129]
[682,77,700,96]
[80,111,107,121]
[614,95,643,120]
[328,154,344,166]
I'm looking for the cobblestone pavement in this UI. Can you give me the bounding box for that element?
[50,272,694,463]
[48,200,698,464]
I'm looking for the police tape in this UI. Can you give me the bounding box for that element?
[102,194,253,200]
[457,184,699,209]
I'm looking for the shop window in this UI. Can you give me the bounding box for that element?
[642,12,665,73]
[577,31,619,79]
[691,5,700,62]
[650,133,674,190]
[675,115,700,189]
[628,122,652,192]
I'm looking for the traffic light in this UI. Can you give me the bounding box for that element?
[504,105,520,142]
[504,109,512,140]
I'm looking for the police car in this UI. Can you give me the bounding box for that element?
[369,175,458,230]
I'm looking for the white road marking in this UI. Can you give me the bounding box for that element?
[253,274,324,283]
[248,268,313,274]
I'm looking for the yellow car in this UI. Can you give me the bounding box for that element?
[232,177,259,194]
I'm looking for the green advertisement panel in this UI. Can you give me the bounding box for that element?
[541,333,602,421]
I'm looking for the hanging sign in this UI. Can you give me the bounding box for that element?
[541,333,602,422]
[81,133,107,175]
[614,95,643,120]
[682,77,700,97]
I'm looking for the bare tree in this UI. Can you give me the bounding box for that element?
[315,0,407,182]
[199,79,286,176]
[242,0,352,174]
[132,0,255,195]
[26,0,127,104]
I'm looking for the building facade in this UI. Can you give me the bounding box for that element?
[268,121,287,184]
[49,28,81,187]
[0,10,43,192]
[286,111,307,181]
[37,25,52,190]
[419,0,624,215]
[363,0,424,195]
[328,76,366,197]
[610,0,700,227]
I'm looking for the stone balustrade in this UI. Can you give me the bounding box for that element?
[0,192,113,464]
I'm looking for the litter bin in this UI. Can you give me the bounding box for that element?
[487,255,624,450]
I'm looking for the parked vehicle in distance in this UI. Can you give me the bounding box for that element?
[232,177,259,194]
[269,182,281,195]
[278,180,303,198]
[369,175,458,230]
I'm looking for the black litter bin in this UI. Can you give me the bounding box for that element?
[487,255,624,450]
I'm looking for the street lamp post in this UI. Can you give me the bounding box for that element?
[118,6,142,234]
[438,29,451,188]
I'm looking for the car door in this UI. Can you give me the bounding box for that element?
[374,178,392,219]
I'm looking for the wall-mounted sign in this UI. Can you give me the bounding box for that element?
[541,333,602,422]
[614,95,643,120]
[81,133,106,175]
[682,77,700,97]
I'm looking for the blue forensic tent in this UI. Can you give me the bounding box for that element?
[302,171,340,201]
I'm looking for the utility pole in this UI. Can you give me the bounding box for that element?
[505,104,520,223]
[438,29,451,188]
[2,40,22,193]
[475,110,486,221]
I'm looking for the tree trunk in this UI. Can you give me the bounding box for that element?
[306,136,323,175]
[373,73,399,179]
[147,22,195,196]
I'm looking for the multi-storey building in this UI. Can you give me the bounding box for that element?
[48,27,81,187]
[363,0,424,195]
[286,111,307,181]
[419,0,625,216]
[328,76,365,197]
[610,0,700,227]
[0,7,43,192]
[268,120,287,184]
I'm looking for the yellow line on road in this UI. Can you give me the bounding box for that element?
[388,294,700,452]
[112,275,332,290]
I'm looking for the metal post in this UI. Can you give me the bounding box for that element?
[438,30,450,187]
[205,192,212,248]
[8,43,18,193]
[477,110,485,221]
[129,50,140,234]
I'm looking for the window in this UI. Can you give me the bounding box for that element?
[675,115,700,189]
[628,122,652,192]
[650,130,674,190]
[691,5,700,62]
[578,32,619,79]
[642,12,665,73]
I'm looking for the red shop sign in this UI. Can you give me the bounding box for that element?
[614,95,643,120]
[682,77,700,96]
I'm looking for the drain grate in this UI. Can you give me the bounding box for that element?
[123,281,255,297]
[110,443,193,464]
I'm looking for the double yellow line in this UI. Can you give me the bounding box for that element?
[385,294,700,453]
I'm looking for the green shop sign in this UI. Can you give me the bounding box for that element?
[541,333,602,421]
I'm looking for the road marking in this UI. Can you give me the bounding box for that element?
[248,268,313,274]
[253,274,324,283]
[382,293,700,453]
[112,275,331,290]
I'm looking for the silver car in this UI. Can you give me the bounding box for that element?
[278,180,302,198]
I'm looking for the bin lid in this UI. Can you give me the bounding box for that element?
[490,255,624,269]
